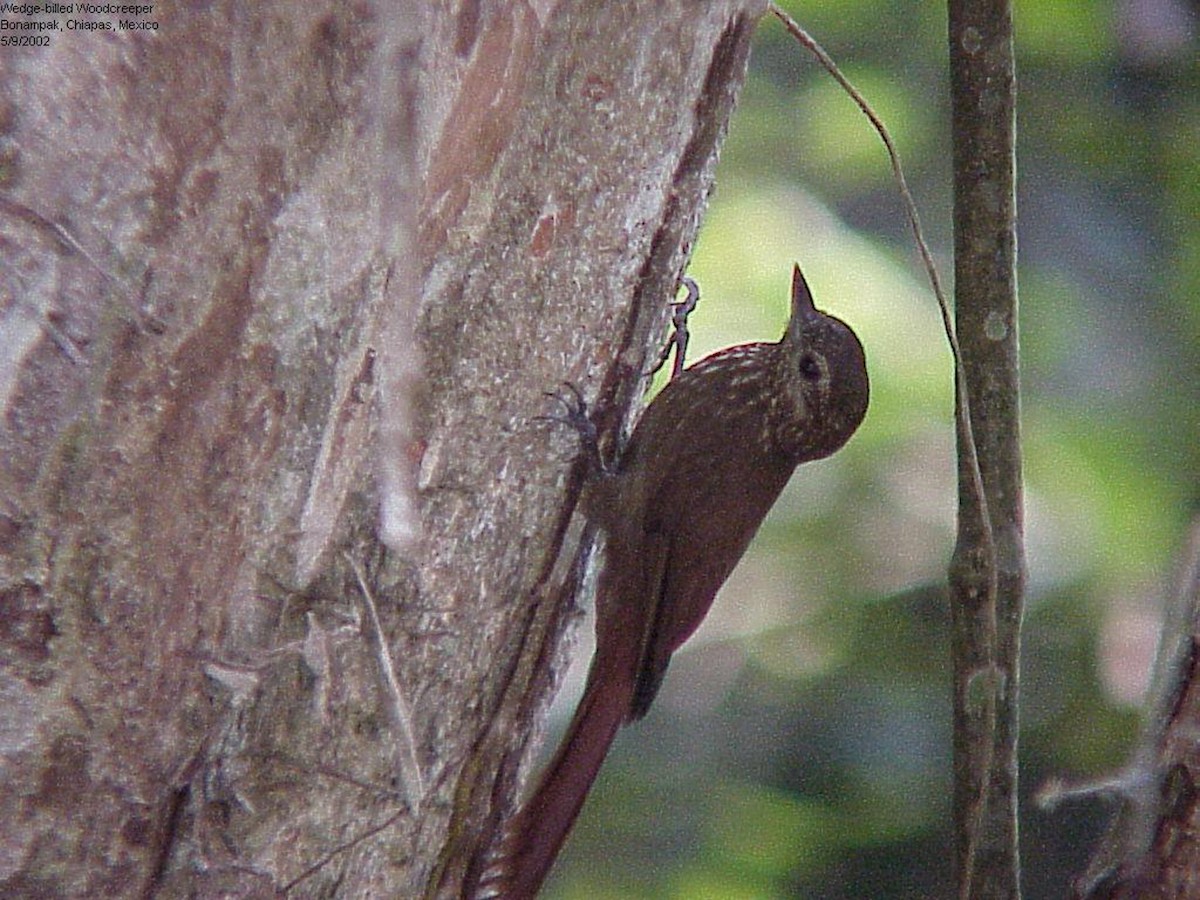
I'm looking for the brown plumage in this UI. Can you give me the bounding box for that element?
[480,264,869,898]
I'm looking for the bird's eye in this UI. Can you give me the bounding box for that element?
[798,354,822,382]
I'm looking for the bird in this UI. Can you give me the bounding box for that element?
[480,263,869,898]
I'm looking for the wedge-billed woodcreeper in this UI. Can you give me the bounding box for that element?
[482,264,869,898]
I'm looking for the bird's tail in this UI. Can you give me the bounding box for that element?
[476,661,632,899]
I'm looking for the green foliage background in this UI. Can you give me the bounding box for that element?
[545,2,1199,897]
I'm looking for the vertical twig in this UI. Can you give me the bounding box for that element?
[766,7,994,576]
[947,1,1023,898]
[346,553,426,815]
[769,5,1020,895]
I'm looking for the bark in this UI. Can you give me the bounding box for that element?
[1075,516,1200,899]
[0,2,761,897]
[946,0,1025,897]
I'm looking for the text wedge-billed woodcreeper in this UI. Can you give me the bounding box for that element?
[481,264,869,898]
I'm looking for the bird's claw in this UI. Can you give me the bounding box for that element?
[535,383,609,476]
[646,276,701,379]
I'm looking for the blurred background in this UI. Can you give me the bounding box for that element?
[542,1,1199,897]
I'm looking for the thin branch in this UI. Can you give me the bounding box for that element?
[947,0,1022,896]
[345,552,426,815]
[765,5,996,624]
[768,6,1006,895]
[281,807,409,894]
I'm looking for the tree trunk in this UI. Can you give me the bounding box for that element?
[0,2,761,897]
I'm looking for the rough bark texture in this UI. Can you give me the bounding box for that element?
[0,2,761,897]
[1077,517,1200,899]
[947,0,1025,898]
